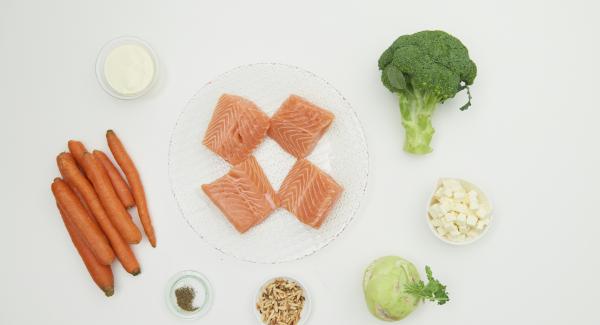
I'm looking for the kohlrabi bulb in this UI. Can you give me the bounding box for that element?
[363,256,421,321]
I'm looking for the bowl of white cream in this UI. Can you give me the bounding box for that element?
[96,36,158,99]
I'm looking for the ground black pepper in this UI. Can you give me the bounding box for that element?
[175,286,199,312]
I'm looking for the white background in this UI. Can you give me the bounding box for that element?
[1,0,599,324]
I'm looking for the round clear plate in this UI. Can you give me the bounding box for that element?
[169,63,369,263]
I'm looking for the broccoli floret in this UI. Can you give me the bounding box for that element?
[379,30,477,154]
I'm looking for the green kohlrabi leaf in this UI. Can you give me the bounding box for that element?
[404,265,449,305]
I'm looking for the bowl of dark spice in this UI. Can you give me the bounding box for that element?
[165,270,213,319]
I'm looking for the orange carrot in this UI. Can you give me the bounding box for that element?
[68,140,88,167]
[93,150,135,209]
[80,152,142,244]
[67,141,114,225]
[66,141,99,221]
[107,130,156,247]
[66,140,94,217]
[51,178,115,265]
[58,152,141,275]
[56,202,115,296]
[71,184,98,227]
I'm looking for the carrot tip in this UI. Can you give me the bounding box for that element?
[106,129,114,135]
[129,238,142,245]
[103,287,115,297]
[132,269,141,276]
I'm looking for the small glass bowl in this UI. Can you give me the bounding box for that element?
[254,276,312,325]
[165,270,213,319]
[95,36,159,100]
[426,178,493,246]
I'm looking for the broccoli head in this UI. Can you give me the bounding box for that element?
[379,30,477,154]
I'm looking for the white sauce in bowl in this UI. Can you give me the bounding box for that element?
[104,43,155,96]
[96,37,158,99]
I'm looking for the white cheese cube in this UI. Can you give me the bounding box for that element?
[430,218,441,227]
[453,191,466,200]
[467,190,479,209]
[476,207,489,218]
[439,199,452,214]
[469,199,479,210]
[434,187,445,199]
[452,234,466,242]
[441,180,452,189]
[428,204,444,219]
[458,224,470,233]
[475,220,487,230]
[445,223,459,234]
[456,213,467,224]
[466,214,478,226]
[443,179,462,191]
[468,190,478,200]
[443,187,453,197]
[452,203,468,213]
[445,213,457,222]
[440,205,451,215]
[439,196,453,204]
[436,227,447,236]
[449,228,461,237]
[467,229,479,238]
[444,222,456,230]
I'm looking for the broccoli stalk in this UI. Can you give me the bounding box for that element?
[398,89,438,154]
[379,30,477,154]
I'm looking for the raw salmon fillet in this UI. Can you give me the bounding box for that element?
[203,94,270,165]
[279,159,343,228]
[268,95,334,159]
[202,156,278,233]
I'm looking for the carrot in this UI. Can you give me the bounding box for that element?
[80,152,142,244]
[71,185,98,227]
[107,130,156,247]
[68,140,88,167]
[66,141,99,220]
[68,141,122,222]
[51,178,115,265]
[56,202,115,296]
[93,150,135,209]
[58,153,141,275]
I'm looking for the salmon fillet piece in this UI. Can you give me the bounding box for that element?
[268,95,334,159]
[279,159,343,228]
[203,94,270,165]
[202,156,278,233]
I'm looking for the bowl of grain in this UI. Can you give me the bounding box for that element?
[254,276,311,325]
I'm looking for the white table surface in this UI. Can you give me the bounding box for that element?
[1,0,599,324]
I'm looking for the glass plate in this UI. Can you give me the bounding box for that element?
[169,63,369,263]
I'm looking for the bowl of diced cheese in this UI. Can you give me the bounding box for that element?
[427,178,492,245]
